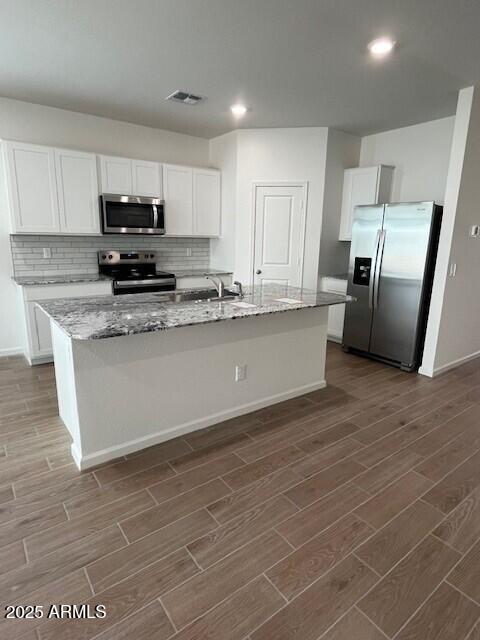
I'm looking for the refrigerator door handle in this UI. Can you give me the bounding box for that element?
[374,230,386,309]
[369,230,382,310]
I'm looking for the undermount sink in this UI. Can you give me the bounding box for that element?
[154,288,240,303]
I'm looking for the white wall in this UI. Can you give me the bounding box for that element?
[0,97,210,165]
[421,87,480,376]
[360,117,455,204]
[0,151,23,355]
[209,131,237,272]
[318,129,361,276]
[0,98,211,356]
[235,128,329,289]
[209,127,329,290]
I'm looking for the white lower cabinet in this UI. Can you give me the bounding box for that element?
[321,277,348,343]
[19,282,112,364]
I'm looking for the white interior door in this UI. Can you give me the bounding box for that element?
[253,184,306,288]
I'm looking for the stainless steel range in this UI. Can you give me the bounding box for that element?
[98,250,176,295]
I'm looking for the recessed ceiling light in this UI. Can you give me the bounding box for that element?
[230,104,248,117]
[368,37,396,57]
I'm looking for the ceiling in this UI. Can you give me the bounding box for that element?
[0,0,478,139]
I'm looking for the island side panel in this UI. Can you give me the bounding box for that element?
[50,321,83,465]
[71,307,328,469]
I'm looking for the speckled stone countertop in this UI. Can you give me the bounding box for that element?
[173,268,233,278]
[14,268,233,286]
[37,285,351,341]
[13,273,112,286]
[322,273,348,281]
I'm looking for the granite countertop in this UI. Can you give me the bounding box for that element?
[13,273,112,286]
[37,284,352,341]
[173,268,233,278]
[322,273,348,281]
[13,268,233,286]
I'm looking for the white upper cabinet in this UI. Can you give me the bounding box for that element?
[99,155,162,197]
[4,141,60,233]
[3,142,219,237]
[132,159,162,197]
[163,164,194,235]
[55,149,100,234]
[193,168,221,237]
[339,165,394,241]
[163,164,221,237]
[99,155,133,194]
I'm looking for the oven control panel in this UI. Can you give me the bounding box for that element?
[98,251,157,265]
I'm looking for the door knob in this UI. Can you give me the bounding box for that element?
[256,269,262,275]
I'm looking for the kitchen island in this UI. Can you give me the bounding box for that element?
[38,285,350,469]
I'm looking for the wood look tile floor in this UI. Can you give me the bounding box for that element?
[1,345,480,639]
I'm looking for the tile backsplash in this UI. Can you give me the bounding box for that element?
[10,235,210,277]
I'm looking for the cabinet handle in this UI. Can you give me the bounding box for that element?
[256,269,262,275]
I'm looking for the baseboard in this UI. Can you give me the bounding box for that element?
[70,442,82,470]
[73,379,327,470]
[327,335,343,344]
[28,354,54,366]
[0,346,23,358]
[419,349,480,378]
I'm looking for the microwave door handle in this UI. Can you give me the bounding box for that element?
[369,230,381,310]
[152,204,158,229]
[373,230,386,309]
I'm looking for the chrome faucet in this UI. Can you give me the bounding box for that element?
[234,280,244,298]
[207,275,225,297]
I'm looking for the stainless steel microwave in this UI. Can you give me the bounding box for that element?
[100,194,165,235]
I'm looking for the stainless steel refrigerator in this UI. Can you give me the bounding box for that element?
[343,201,442,371]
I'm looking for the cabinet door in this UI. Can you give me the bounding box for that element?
[99,155,132,194]
[193,169,221,236]
[55,149,100,234]
[321,278,347,343]
[339,167,379,241]
[163,164,193,235]
[27,302,53,357]
[4,142,60,233]
[132,160,162,197]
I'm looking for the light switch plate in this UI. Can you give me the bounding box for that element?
[235,364,247,382]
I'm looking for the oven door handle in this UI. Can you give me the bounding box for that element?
[115,278,176,287]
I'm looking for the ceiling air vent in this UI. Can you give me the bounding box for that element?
[165,90,204,105]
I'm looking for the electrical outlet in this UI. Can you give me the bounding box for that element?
[235,364,247,382]
[43,248,52,259]
[186,248,192,257]
[470,225,480,238]
[448,262,457,277]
